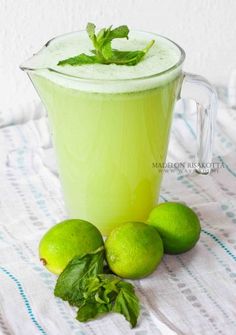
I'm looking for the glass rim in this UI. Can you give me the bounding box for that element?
[21,30,186,82]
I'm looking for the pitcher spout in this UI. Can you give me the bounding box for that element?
[20,34,58,73]
[20,46,47,73]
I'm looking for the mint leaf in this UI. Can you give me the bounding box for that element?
[75,274,117,322]
[58,53,99,66]
[99,25,129,49]
[82,274,120,304]
[111,39,155,65]
[54,247,104,306]
[109,25,129,40]
[86,22,96,42]
[113,281,140,328]
[75,274,140,327]
[98,25,129,61]
[110,50,145,65]
[101,42,113,60]
[96,27,107,44]
[77,302,111,322]
[54,249,140,328]
[57,23,154,66]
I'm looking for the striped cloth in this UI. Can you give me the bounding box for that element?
[0,96,235,335]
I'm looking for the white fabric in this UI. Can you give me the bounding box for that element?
[0,97,235,335]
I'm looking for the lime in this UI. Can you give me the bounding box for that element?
[39,219,104,275]
[147,202,201,254]
[105,222,163,279]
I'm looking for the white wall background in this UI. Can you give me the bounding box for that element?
[1,0,236,112]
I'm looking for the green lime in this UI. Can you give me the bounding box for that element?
[39,219,104,275]
[147,202,201,254]
[105,222,163,279]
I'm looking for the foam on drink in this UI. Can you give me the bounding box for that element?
[22,31,183,93]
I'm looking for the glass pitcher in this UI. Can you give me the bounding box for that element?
[21,30,217,235]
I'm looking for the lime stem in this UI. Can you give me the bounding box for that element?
[40,258,47,266]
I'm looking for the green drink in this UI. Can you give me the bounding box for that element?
[22,30,183,235]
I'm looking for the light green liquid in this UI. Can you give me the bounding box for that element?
[32,74,181,234]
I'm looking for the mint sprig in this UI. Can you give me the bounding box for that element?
[54,248,140,327]
[58,22,155,66]
[54,247,104,307]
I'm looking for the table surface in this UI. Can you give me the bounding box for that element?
[0,98,235,335]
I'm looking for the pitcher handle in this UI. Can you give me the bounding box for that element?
[179,72,218,174]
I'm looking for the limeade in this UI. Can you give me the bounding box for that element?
[27,31,182,235]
